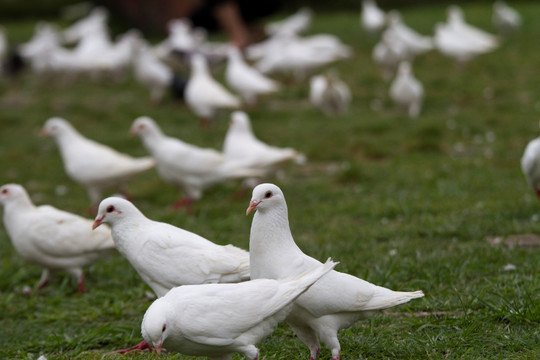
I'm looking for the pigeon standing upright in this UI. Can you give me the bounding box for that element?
[309,71,351,115]
[141,259,337,359]
[225,47,279,106]
[521,137,540,200]
[492,0,521,36]
[0,183,115,293]
[184,53,241,126]
[389,61,424,118]
[41,117,155,209]
[246,183,424,360]
[360,0,386,35]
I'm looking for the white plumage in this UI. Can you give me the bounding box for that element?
[360,0,386,35]
[521,137,540,200]
[385,11,434,59]
[389,61,424,118]
[133,40,174,104]
[225,47,279,106]
[41,117,155,208]
[0,183,115,292]
[265,7,313,36]
[246,183,424,360]
[223,111,305,178]
[93,197,250,297]
[130,116,263,209]
[309,72,351,115]
[492,1,521,36]
[184,53,240,123]
[446,5,499,52]
[141,259,337,359]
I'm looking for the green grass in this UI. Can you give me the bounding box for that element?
[1,2,540,359]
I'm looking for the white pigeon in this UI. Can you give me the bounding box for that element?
[389,61,424,118]
[130,116,263,210]
[372,30,409,81]
[0,26,6,73]
[184,53,241,125]
[492,1,521,36]
[360,0,387,35]
[309,71,351,115]
[385,11,434,59]
[223,111,305,179]
[225,47,280,106]
[265,7,313,36]
[133,40,174,104]
[446,5,499,51]
[433,22,493,64]
[141,259,337,359]
[93,196,250,297]
[246,183,424,360]
[520,137,540,200]
[41,117,155,208]
[0,183,115,292]
[62,6,108,44]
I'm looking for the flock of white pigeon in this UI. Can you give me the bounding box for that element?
[0,1,528,359]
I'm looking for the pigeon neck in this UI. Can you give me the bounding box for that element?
[141,127,165,151]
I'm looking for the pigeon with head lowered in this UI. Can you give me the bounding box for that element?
[184,53,241,126]
[130,116,263,211]
[389,61,424,118]
[223,111,305,180]
[246,183,424,360]
[225,47,280,107]
[41,117,155,209]
[0,183,115,293]
[520,137,540,200]
[93,196,250,353]
[141,259,337,359]
[93,196,250,297]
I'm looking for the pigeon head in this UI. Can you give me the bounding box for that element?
[41,117,73,138]
[190,53,209,74]
[246,183,286,215]
[93,196,141,229]
[397,61,412,75]
[141,298,170,355]
[0,184,30,207]
[229,111,252,132]
[130,116,159,137]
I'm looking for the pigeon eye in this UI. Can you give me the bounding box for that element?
[264,191,272,199]
[1,189,7,194]
[106,205,115,213]
[162,324,167,332]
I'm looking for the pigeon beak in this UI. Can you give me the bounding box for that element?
[246,200,261,215]
[153,339,163,355]
[92,215,105,230]
[39,128,49,137]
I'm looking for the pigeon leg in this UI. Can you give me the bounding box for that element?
[172,197,194,213]
[68,268,85,293]
[37,269,51,290]
[535,187,540,200]
[289,323,320,360]
[115,339,152,354]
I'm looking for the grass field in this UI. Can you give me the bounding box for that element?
[1,2,539,359]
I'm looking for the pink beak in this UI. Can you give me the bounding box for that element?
[246,200,261,215]
[153,340,163,355]
[92,215,105,230]
[39,128,49,137]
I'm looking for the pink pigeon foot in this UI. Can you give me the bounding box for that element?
[115,339,152,354]
[77,273,85,293]
[172,197,194,213]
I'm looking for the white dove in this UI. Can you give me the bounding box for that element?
[372,30,409,80]
[130,116,263,210]
[141,259,337,359]
[133,40,174,104]
[446,5,499,51]
[246,183,424,360]
[433,22,492,64]
[309,71,351,115]
[225,47,280,106]
[41,117,155,209]
[520,137,540,200]
[360,0,387,35]
[389,61,424,118]
[0,26,6,73]
[0,183,115,293]
[223,111,305,178]
[62,6,108,44]
[265,7,313,36]
[93,196,250,354]
[492,1,521,36]
[184,53,241,126]
[385,11,434,59]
